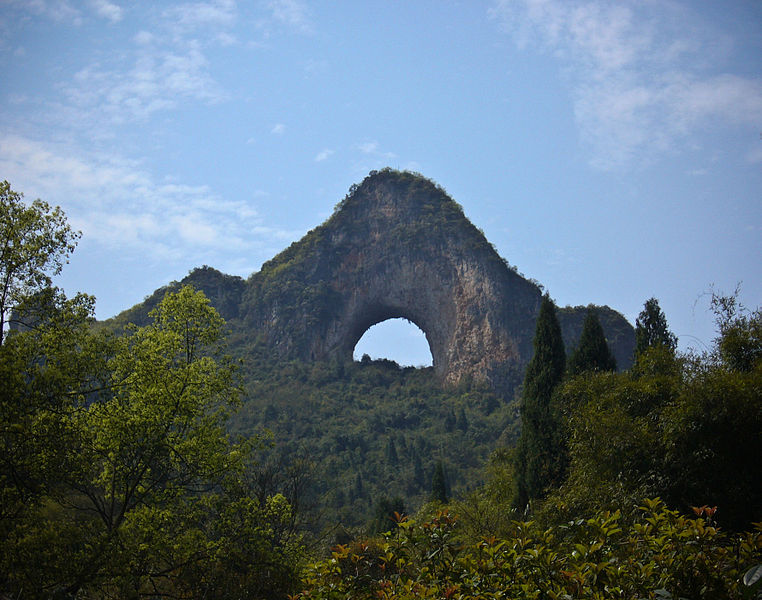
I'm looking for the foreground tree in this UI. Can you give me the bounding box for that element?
[0,185,303,597]
[0,180,80,343]
[1,285,303,598]
[513,294,566,509]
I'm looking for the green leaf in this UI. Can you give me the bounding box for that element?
[744,564,762,587]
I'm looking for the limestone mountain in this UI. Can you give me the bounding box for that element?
[110,169,634,390]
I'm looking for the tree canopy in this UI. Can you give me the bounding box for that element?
[0,180,80,343]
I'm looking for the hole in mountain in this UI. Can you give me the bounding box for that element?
[353,318,433,367]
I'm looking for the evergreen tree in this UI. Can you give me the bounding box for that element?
[513,294,566,509]
[444,407,456,432]
[431,460,449,504]
[456,406,469,431]
[634,297,677,359]
[368,496,405,534]
[413,452,425,487]
[567,309,617,375]
[385,437,399,465]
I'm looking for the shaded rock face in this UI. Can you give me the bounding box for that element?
[240,170,633,391]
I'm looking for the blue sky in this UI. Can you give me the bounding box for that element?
[1,0,760,366]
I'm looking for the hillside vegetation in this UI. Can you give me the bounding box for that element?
[3,178,760,599]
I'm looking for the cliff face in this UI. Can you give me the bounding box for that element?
[109,169,635,392]
[240,169,632,390]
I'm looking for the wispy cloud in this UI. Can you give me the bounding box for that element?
[356,140,396,160]
[162,0,236,33]
[490,0,762,169]
[63,39,227,126]
[12,0,82,24]
[314,148,334,162]
[266,0,313,34]
[0,134,297,264]
[90,0,123,23]
[271,123,286,135]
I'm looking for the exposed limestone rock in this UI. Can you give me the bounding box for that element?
[240,169,634,391]
[110,169,635,394]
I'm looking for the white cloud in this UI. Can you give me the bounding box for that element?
[357,141,378,154]
[14,0,82,24]
[267,0,313,34]
[162,0,236,32]
[314,148,334,162]
[0,134,297,262]
[61,38,227,126]
[90,0,123,23]
[490,0,762,169]
[271,123,286,135]
[356,140,396,160]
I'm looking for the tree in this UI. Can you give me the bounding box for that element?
[368,496,405,534]
[547,296,762,530]
[567,309,617,375]
[0,180,80,344]
[1,286,303,598]
[710,290,762,373]
[634,297,677,360]
[513,294,566,509]
[431,460,449,504]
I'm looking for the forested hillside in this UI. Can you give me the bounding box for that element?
[4,179,760,599]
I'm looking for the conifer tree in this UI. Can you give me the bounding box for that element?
[431,460,448,504]
[634,297,677,359]
[385,437,398,465]
[513,294,566,509]
[567,309,617,375]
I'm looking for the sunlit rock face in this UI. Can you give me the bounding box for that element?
[239,169,634,393]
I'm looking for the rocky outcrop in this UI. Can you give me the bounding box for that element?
[239,169,634,391]
[111,169,635,393]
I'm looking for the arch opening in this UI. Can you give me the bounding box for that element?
[352,318,433,368]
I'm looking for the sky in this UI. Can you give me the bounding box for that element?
[1,0,760,367]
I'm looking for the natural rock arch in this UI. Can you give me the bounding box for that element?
[242,169,544,390]
[149,170,634,393]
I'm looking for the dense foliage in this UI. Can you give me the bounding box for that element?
[567,309,617,375]
[1,184,304,598]
[1,285,304,598]
[230,353,512,531]
[298,501,762,600]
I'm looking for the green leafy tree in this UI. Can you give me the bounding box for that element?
[567,309,617,375]
[0,180,80,344]
[513,294,566,509]
[710,290,762,372]
[1,285,303,598]
[548,296,761,530]
[634,297,677,360]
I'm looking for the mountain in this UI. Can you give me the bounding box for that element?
[106,169,635,528]
[111,169,634,391]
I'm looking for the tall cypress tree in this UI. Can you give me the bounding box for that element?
[431,460,448,504]
[567,309,617,375]
[513,294,566,509]
[634,297,677,359]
